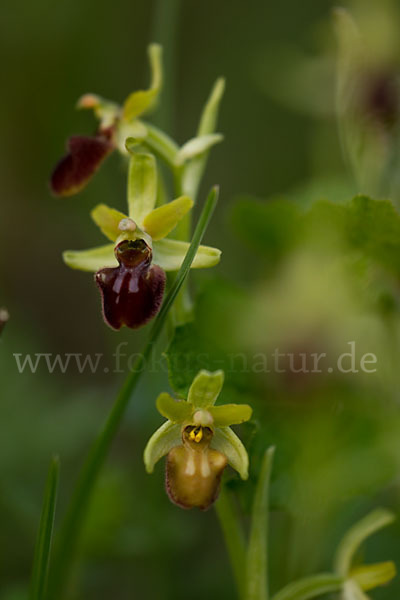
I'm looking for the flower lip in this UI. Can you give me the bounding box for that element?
[115,239,152,268]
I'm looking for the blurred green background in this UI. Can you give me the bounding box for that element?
[2,0,400,599]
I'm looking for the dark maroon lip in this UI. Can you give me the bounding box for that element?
[95,239,165,330]
[50,133,114,197]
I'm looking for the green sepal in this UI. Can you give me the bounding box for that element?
[176,133,223,165]
[153,239,221,271]
[351,562,396,592]
[343,580,369,600]
[143,421,181,474]
[156,392,193,423]
[211,426,249,480]
[188,369,224,408]
[209,403,252,427]
[123,44,163,121]
[143,196,194,240]
[63,244,117,272]
[91,204,127,241]
[126,152,157,224]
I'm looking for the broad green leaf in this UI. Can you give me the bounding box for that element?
[351,562,396,592]
[176,133,223,165]
[245,447,275,600]
[156,392,193,423]
[30,456,60,600]
[210,403,252,427]
[123,44,163,121]
[127,152,157,224]
[144,419,182,474]
[211,426,249,480]
[63,244,116,272]
[334,508,395,576]
[188,369,225,408]
[91,204,127,241]
[153,238,221,271]
[271,573,344,600]
[143,195,193,240]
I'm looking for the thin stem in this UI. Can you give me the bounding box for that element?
[47,187,219,599]
[30,456,60,600]
[215,486,247,600]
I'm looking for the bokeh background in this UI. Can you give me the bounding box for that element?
[2,0,400,598]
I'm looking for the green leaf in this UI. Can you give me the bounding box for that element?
[29,456,60,600]
[215,487,247,599]
[123,43,163,121]
[91,204,127,241]
[143,421,182,473]
[271,573,344,600]
[153,238,221,271]
[48,186,219,598]
[143,195,193,240]
[155,392,193,423]
[334,508,395,576]
[176,133,223,165]
[245,446,275,600]
[126,151,157,224]
[210,403,253,427]
[188,369,225,408]
[211,427,249,480]
[63,244,116,272]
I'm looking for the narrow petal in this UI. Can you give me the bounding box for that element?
[91,204,127,242]
[127,152,157,224]
[152,238,221,271]
[143,421,181,474]
[209,404,253,427]
[143,196,194,241]
[123,44,163,121]
[176,133,223,165]
[50,134,113,197]
[63,244,116,272]
[188,369,224,408]
[156,392,193,423]
[211,427,249,480]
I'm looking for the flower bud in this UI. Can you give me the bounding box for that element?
[95,239,165,330]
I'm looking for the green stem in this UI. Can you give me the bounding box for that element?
[151,0,181,133]
[215,486,247,600]
[47,187,219,599]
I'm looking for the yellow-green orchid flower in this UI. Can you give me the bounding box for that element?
[334,508,396,600]
[63,152,221,329]
[50,43,223,197]
[144,370,252,510]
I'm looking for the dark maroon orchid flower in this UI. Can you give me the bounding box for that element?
[95,239,166,330]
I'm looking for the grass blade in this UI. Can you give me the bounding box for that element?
[245,446,275,600]
[48,185,219,598]
[30,456,60,600]
[271,573,344,600]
